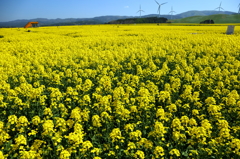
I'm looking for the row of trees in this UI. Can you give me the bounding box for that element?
[108,17,168,24]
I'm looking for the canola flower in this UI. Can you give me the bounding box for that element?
[0,24,240,158]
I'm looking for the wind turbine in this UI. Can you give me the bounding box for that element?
[137,5,145,18]
[169,6,176,19]
[155,0,167,17]
[238,3,240,14]
[215,2,224,11]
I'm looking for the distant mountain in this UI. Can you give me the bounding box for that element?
[92,16,131,23]
[140,10,236,20]
[0,10,237,27]
[176,10,235,18]
[0,16,131,27]
[109,10,237,24]
[0,18,85,27]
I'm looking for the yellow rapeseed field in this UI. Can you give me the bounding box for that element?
[0,24,240,158]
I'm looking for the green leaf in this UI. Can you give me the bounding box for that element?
[182,151,188,157]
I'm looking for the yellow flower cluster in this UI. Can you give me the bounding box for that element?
[0,24,240,158]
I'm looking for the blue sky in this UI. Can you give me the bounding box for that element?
[0,0,239,22]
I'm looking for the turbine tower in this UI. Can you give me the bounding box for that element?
[169,6,176,19]
[238,3,240,14]
[215,2,224,11]
[155,0,167,17]
[137,5,145,18]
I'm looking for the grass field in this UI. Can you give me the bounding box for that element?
[171,14,240,24]
[0,24,240,158]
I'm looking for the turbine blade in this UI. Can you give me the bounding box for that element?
[161,2,167,5]
[155,0,160,5]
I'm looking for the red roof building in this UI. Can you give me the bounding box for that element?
[24,22,39,28]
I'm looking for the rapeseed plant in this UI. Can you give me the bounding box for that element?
[0,24,240,158]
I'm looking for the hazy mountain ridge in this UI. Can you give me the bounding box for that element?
[176,10,235,18]
[0,10,236,27]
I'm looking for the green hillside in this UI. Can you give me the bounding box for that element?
[171,14,240,23]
